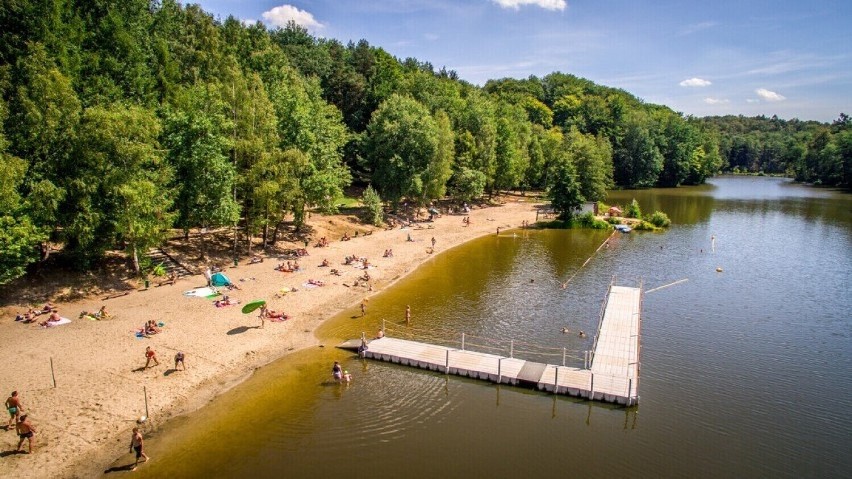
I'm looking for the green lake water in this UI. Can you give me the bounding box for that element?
[119,176,851,479]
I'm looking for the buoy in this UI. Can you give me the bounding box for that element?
[716,267,723,272]
[137,416,147,424]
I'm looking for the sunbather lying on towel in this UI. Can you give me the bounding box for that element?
[214,296,240,308]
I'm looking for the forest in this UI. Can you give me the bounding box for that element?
[0,0,849,284]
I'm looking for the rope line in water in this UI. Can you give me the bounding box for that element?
[560,230,617,288]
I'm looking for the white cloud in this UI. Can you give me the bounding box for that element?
[746,99,760,103]
[262,5,324,30]
[755,88,786,102]
[492,0,567,11]
[704,97,729,105]
[679,77,712,87]
[678,21,718,36]
[241,19,258,26]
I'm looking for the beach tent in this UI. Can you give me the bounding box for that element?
[210,272,232,287]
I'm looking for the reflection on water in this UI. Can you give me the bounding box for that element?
[129,177,852,479]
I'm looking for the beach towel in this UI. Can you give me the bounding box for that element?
[46,317,72,327]
[184,287,217,297]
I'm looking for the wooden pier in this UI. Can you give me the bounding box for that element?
[340,284,642,406]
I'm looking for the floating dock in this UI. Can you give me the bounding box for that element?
[340,284,642,406]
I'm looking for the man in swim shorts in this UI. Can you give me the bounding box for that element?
[16,414,36,453]
[144,346,159,368]
[6,391,22,429]
[129,427,149,470]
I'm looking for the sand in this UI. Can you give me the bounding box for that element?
[0,200,537,478]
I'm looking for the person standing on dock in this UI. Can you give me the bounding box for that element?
[405,305,411,324]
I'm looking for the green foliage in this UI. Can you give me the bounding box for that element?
[625,199,642,219]
[647,211,671,227]
[1,0,844,280]
[152,263,167,277]
[450,167,486,203]
[547,152,584,220]
[361,185,384,226]
[572,212,610,229]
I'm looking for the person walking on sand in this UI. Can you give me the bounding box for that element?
[129,427,149,471]
[6,390,22,429]
[144,346,159,368]
[174,351,186,371]
[431,237,436,249]
[361,298,368,317]
[405,305,411,324]
[16,414,36,454]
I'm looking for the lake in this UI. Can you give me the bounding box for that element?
[126,176,851,478]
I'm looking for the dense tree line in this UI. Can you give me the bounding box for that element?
[699,114,851,187]
[0,1,845,284]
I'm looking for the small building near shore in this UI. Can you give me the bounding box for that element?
[608,206,623,217]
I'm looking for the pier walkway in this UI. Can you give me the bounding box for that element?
[340,284,642,406]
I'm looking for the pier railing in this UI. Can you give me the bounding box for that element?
[380,319,591,368]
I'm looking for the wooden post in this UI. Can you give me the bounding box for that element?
[445,350,450,374]
[554,367,559,395]
[589,373,594,401]
[143,386,149,419]
[50,357,56,388]
[497,358,502,384]
[461,332,465,351]
[627,378,633,406]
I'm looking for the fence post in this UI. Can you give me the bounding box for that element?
[497,358,502,384]
[143,386,149,419]
[461,332,465,351]
[50,357,56,388]
[445,349,450,374]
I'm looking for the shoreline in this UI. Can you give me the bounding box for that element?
[0,200,537,479]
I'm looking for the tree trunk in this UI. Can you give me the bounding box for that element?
[199,227,207,260]
[132,245,140,273]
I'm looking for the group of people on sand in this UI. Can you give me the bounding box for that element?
[6,391,36,455]
[143,346,185,371]
[141,320,162,337]
[462,216,472,226]
[315,237,330,248]
[383,249,394,257]
[15,303,57,324]
[275,260,300,273]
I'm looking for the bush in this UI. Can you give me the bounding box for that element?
[572,212,610,229]
[633,221,656,231]
[361,185,384,226]
[606,216,620,225]
[152,263,167,277]
[625,198,642,219]
[647,211,671,228]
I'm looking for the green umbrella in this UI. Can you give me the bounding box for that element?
[241,300,266,314]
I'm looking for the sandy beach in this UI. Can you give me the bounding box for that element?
[0,200,537,478]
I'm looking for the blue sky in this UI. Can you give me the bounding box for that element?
[192,0,851,122]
